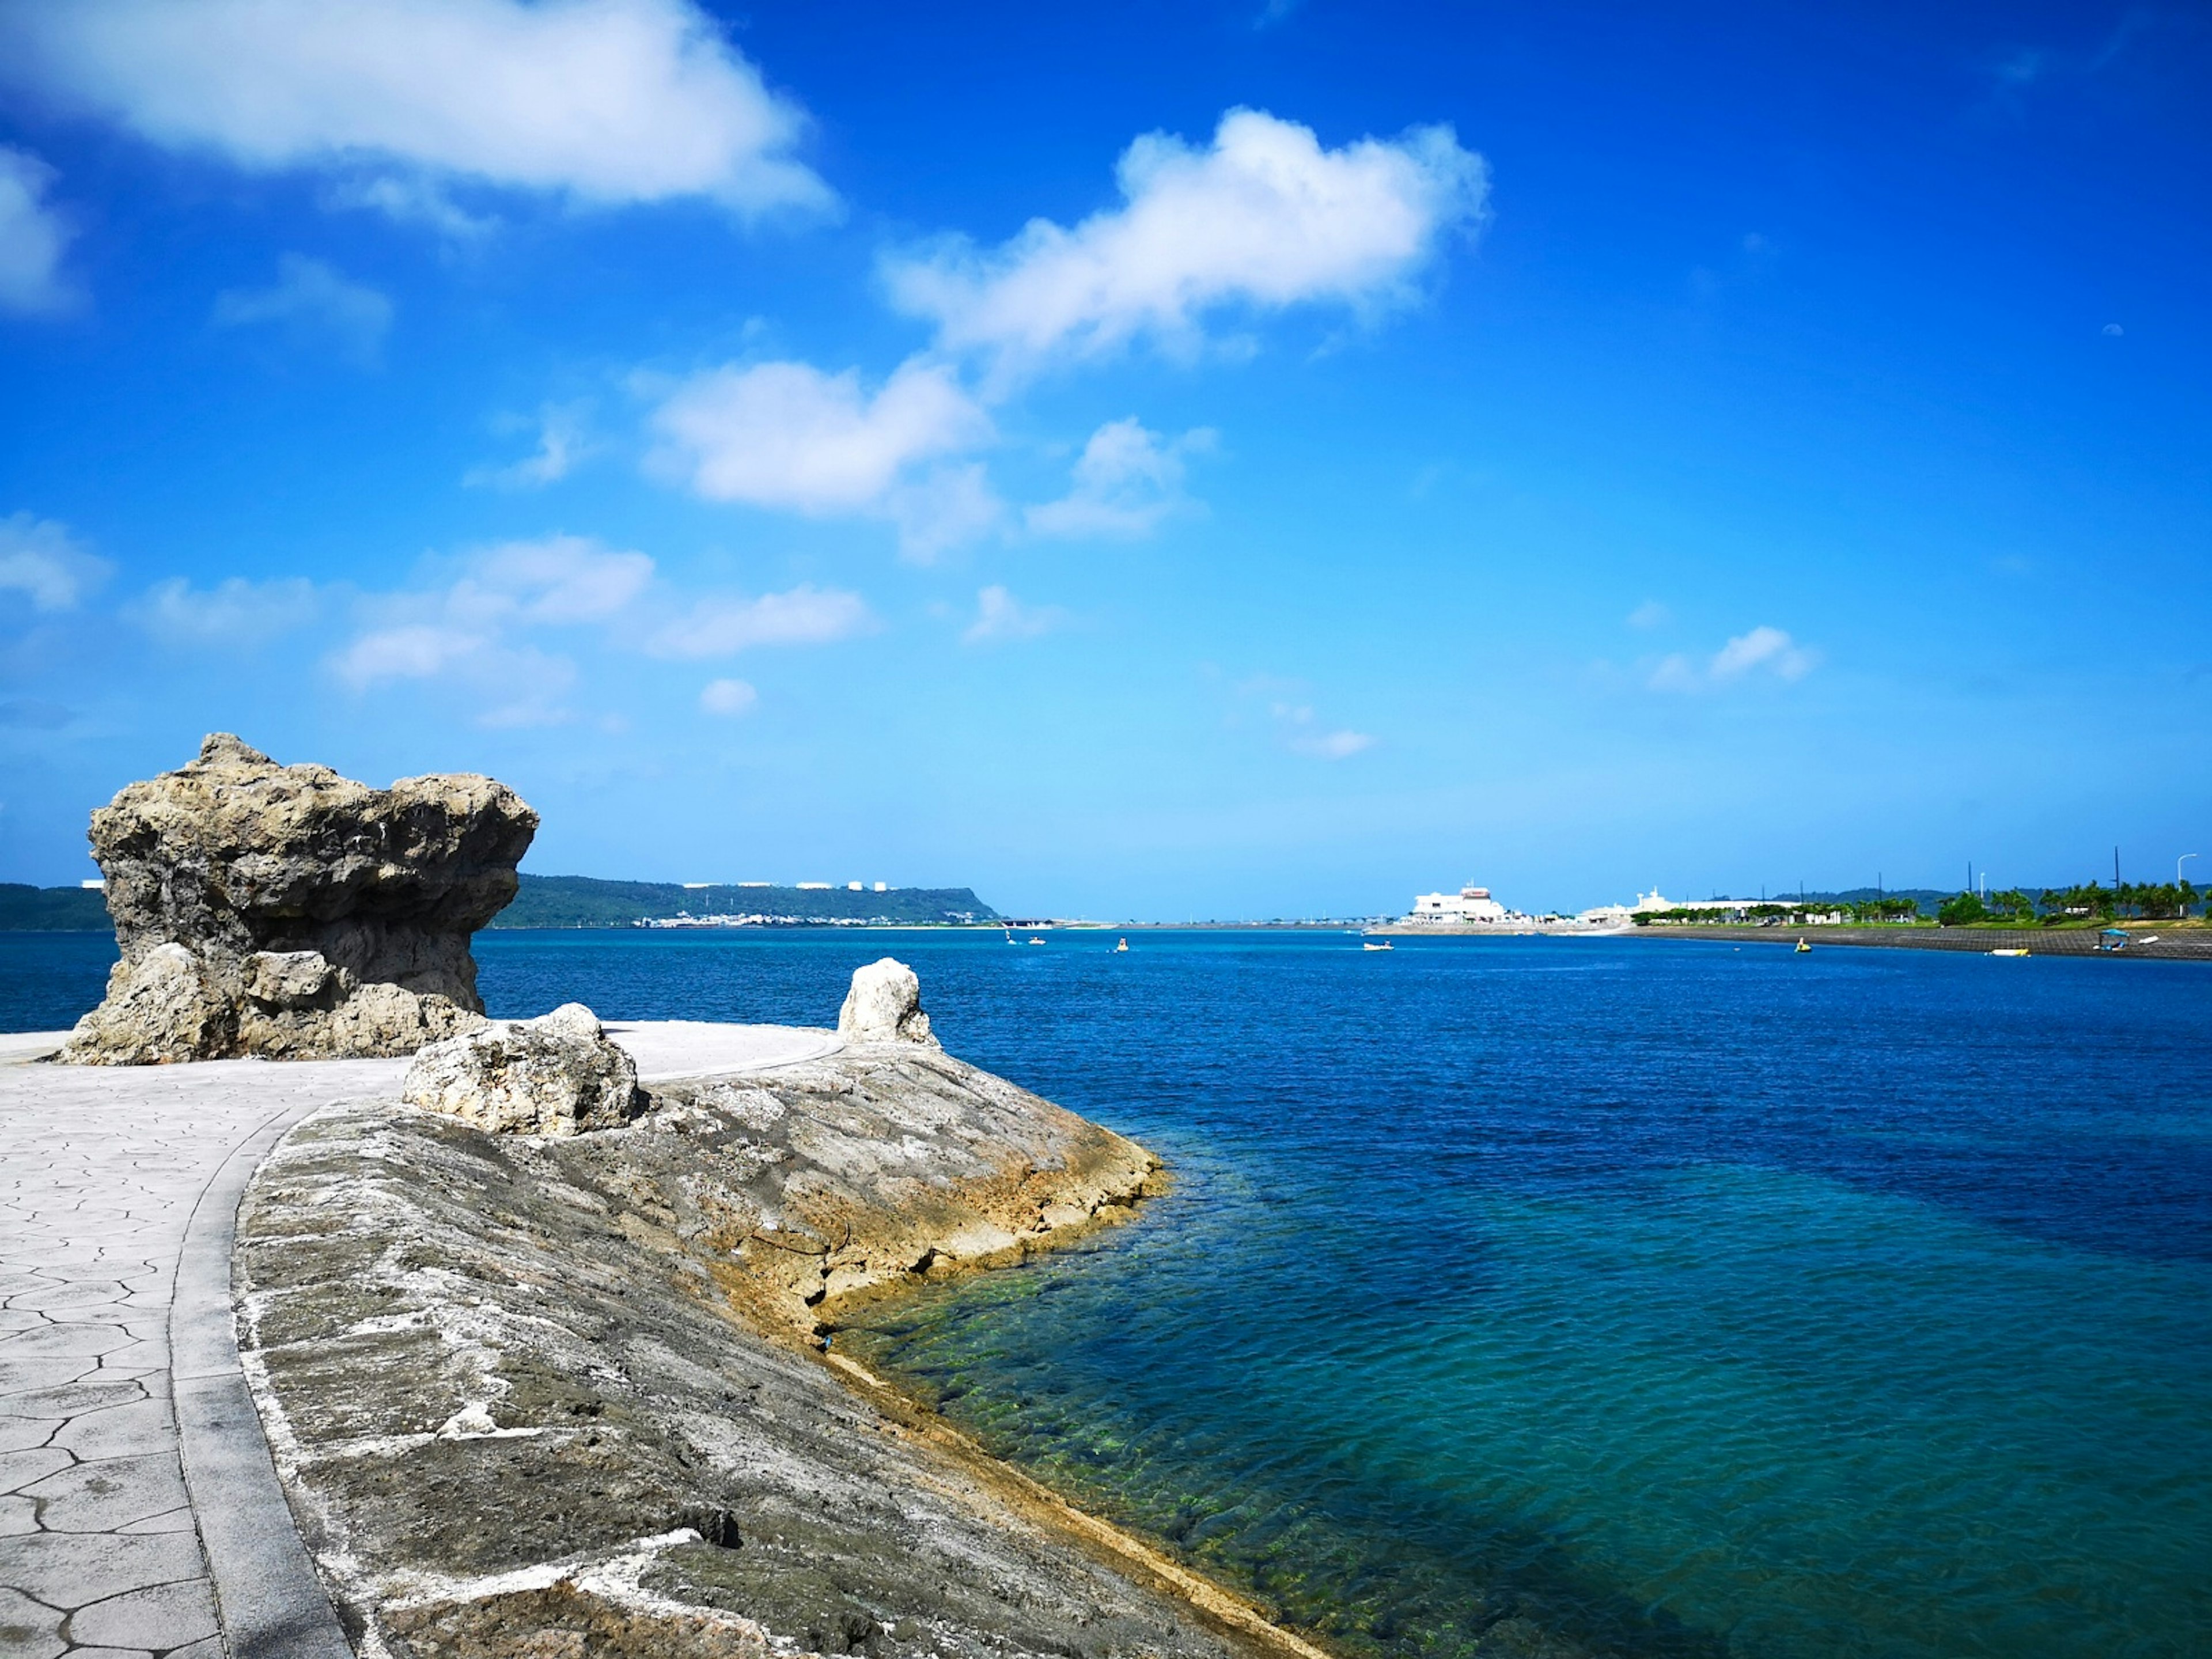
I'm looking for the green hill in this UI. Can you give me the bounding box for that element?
[489,874,999,929]
[0,884,113,930]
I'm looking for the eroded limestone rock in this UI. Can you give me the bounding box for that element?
[400,1003,639,1137]
[60,733,536,1064]
[837,957,937,1046]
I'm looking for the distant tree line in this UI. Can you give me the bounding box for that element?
[1937,880,2198,927]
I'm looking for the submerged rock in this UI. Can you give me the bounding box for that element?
[402,1003,639,1137]
[836,957,937,1046]
[60,733,536,1064]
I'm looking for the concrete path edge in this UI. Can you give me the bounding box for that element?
[169,1093,354,1659]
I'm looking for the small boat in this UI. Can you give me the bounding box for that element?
[1363,940,1393,952]
[1003,929,1016,944]
[1990,948,2029,957]
[1026,935,1047,946]
[1794,938,1811,953]
[1113,937,1128,953]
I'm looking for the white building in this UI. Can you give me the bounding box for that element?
[1409,884,1510,925]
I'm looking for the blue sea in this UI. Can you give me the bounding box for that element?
[7,927,2208,1658]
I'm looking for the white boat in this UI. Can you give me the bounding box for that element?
[1990,948,2029,957]
[1027,936,1047,946]
[1113,938,1128,953]
[1363,940,1393,952]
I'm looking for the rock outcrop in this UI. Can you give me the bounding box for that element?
[836,957,937,1046]
[401,1003,640,1137]
[60,733,536,1064]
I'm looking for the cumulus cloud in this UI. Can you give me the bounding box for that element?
[1626,599,1671,630]
[130,575,319,645]
[0,0,830,219]
[1272,699,1374,759]
[647,584,874,658]
[212,255,393,366]
[646,357,998,559]
[962,585,1065,645]
[0,147,75,315]
[885,108,1486,375]
[0,513,109,612]
[1650,625,1820,692]
[1027,419,1214,539]
[699,676,757,716]
[465,403,598,490]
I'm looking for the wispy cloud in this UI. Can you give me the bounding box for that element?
[0,0,832,221]
[1649,625,1820,692]
[129,575,319,645]
[212,255,392,368]
[962,585,1066,645]
[1233,673,1375,760]
[885,108,1487,380]
[699,677,757,716]
[647,584,874,658]
[1626,599,1672,630]
[328,533,657,727]
[465,403,599,490]
[0,147,76,316]
[0,513,109,612]
[1027,419,1214,540]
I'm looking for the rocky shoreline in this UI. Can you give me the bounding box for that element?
[234,1031,1325,1659]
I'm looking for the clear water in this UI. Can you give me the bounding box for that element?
[8,927,2207,1657]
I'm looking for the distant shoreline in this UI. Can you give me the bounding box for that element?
[1370,920,2212,961]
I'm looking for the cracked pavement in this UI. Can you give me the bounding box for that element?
[1,1047,406,1659]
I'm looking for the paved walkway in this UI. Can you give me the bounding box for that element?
[0,1021,841,1659]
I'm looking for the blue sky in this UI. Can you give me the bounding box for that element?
[1,1,2205,919]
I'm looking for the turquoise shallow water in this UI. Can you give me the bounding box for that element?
[6,927,2207,1656]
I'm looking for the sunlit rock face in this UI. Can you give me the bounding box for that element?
[401,1002,641,1137]
[60,733,537,1063]
[836,957,938,1046]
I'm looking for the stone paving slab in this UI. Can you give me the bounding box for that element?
[0,1051,405,1658]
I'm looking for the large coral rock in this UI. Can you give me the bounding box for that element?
[836,957,938,1045]
[60,733,536,1064]
[400,1003,639,1137]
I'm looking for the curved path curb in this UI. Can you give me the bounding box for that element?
[170,1099,354,1659]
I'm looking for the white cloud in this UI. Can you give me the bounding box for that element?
[465,403,597,490]
[1650,625,1820,692]
[647,356,999,558]
[468,535,653,623]
[0,513,109,611]
[0,147,75,315]
[1626,599,1671,630]
[0,0,830,218]
[962,585,1065,646]
[327,533,652,719]
[699,676,757,716]
[212,254,392,366]
[1291,726,1376,760]
[647,584,874,659]
[885,108,1486,374]
[649,357,988,512]
[1027,418,1214,539]
[332,622,490,688]
[1270,700,1373,759]
[130,575,319,645]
